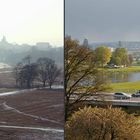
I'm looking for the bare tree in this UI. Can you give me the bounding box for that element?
[22,55,31,65]
[21,63,38,88]
[13,62,23,87]
[37,57,61,88]
[14,56,38,88]
[46,60,61,89]
[37,57,51,87]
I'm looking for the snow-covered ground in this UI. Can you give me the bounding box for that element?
[0,63,11,69]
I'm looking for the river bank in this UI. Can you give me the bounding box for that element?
[106,66,140,72]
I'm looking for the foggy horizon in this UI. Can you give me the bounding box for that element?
[0,0,63,46]
[0,35,62,47]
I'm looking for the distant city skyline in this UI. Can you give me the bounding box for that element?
[65,0,140,43]
[0,35,56,47]
[0,0,63,46]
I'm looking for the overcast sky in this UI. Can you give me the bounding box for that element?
[0,0,63,46]
[65,0,140,43]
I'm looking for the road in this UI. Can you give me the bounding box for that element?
[71,93,140,107]
[83,93,140,101]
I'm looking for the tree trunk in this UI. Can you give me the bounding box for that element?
[65,96,70,121]
[49,84,52,89]
[43,81,46,87]
[27,80,31,89]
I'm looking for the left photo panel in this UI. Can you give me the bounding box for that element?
[0,0,64,140]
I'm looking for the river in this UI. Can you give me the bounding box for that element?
[108,72,140,83]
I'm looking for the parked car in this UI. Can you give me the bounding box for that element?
[132,90,140,97]
[113,92,131,99]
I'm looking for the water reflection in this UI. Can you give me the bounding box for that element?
[107,72,140,83]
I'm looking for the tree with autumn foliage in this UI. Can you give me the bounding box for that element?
[94,46,112,67]
[65,36,111,119]
[66,107,140,140]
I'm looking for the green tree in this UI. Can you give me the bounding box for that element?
[114,56,121,66]
[66,107,140,140]
[128,54,133,66]
[110,48,130,67]
[95,46,112,67]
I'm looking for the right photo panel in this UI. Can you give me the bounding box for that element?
[65,0,140,140]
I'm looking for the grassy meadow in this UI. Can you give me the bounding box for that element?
[110,80,140,93]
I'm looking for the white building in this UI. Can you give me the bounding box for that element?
[36,42,51,50]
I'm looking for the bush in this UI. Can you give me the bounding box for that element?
[66,106,140,140]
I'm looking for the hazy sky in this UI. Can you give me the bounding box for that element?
[0,0,63,46]
[65,0,140,43]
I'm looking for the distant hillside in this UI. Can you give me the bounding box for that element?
[0,36,63,67]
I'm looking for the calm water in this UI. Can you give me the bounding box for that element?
[108,72,140,83]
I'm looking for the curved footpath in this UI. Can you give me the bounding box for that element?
[0,125,64,133]
[0,85,64,96]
